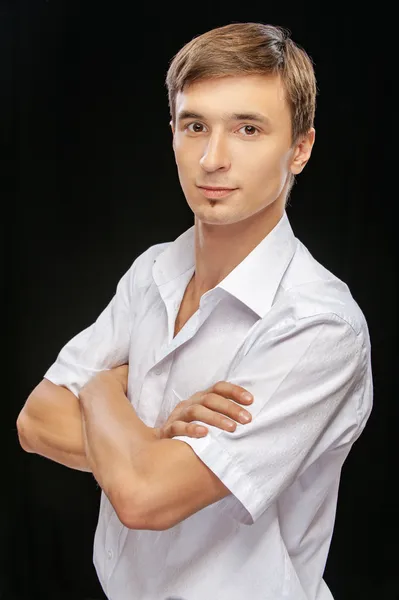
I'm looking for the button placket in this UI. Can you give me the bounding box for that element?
[103,512,123,583]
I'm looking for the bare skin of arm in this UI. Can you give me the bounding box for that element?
[16,368,252,473]
[16,378,91,471]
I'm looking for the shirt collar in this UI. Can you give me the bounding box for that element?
[153,212,297,318]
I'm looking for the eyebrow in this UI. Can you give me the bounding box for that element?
[177,110,271,126]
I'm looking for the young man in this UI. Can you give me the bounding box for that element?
[17,23,372,600]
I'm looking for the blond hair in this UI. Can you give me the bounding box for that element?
[166,22,317,147]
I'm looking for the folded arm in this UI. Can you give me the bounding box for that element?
[16,367,249,531]
[101,314,368,531]
[17,378,91,471]
[78,371,231,530]
[16,365,130,472]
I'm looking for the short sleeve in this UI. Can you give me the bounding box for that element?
[44,260,137,397]
[173,313,370,525]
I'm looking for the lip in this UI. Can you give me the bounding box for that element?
[198,186,237,199]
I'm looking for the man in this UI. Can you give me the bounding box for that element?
[17,22,373,600]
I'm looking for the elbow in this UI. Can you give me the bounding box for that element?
[118,509,168,532]
[109,488,142,530]
[16,413,34,453]
[115,506,143,531]
[110,479,166,531]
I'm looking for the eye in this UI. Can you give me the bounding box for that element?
[238,125,260,136]
[186,122,207,133]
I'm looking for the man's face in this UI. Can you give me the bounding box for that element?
[171,74,314,227]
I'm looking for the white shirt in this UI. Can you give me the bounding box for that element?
[44,212,373,600]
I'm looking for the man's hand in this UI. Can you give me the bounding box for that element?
[155,381,253,440]
[106,366,253,440]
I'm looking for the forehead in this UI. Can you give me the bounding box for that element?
[175,74,289,122]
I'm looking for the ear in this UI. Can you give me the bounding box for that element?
[290,128,316,175]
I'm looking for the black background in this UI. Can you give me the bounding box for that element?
[5,2,396,599]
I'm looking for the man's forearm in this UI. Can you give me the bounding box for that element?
[18,427,91,472]
[79,372,158,513]
[16,379,92,472]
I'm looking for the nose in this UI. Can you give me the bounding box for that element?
[199,134,231,172]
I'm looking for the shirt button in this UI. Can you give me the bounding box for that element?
[155,367,162,376]
[107,549,113,560]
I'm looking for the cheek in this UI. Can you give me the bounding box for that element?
[240,151,290,204]
[243,144,290,181]
[175,146,196,175]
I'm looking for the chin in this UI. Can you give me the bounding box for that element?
[194,205,245,226]
[186,189,250,226]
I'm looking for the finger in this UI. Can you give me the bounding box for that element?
[163,420,208,439]
[200,393,252,425]
[185,403,240,431]
[209,381,254,405]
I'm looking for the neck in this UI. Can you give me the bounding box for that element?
[190,199,284,303]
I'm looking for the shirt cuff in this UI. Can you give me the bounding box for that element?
[44,360,105,398]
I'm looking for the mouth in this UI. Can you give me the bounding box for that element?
[197,186,238,199]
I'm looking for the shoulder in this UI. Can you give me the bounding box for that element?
[243,240,370,363]
[278,239,369,339]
